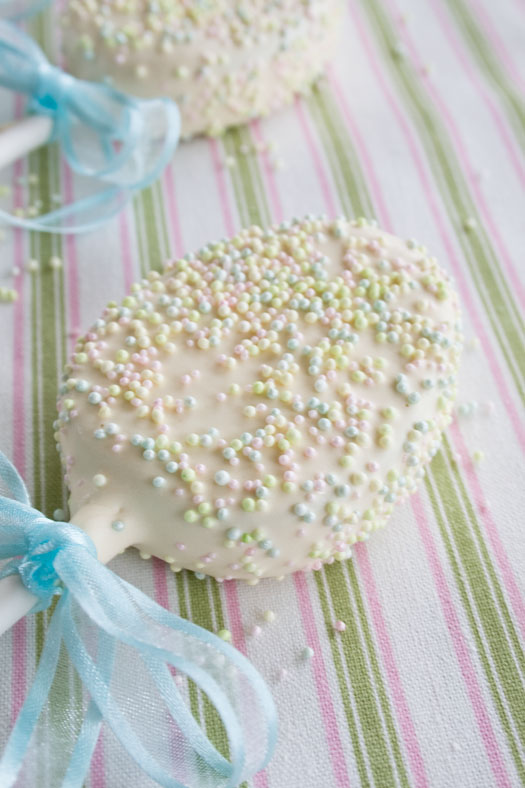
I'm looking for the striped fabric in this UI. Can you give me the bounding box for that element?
[1,0,524,786]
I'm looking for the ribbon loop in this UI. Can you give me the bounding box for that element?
[0,21,180,233]
[0,451,277,787]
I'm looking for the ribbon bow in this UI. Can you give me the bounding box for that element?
[0,452,277,787]
[0,21,180,233]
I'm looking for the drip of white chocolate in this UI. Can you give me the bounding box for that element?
[56,216,463,581]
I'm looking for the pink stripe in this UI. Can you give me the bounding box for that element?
[118,211,135,294]
[222,582,270,788]
[468,0,525,94]
[152,557,170,610]
[62,165,81,351]
[354,546,430,788]
[209,138,236,237]
[293,573,352,788]
[328,71,394,229]
[412,495,513,788]
[347,0,525,455]
[429,0,525,190]
[163,164,185,258]
[11,93,27,724]
[89,740,106,788]
[384,0,525,312]
[294,98,338,218]
[250,120,284,223]
[449,422,525,642]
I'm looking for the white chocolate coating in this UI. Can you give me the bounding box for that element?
[56,217,463,580]
[61,0,342,138]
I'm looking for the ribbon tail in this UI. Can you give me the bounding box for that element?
[60,604,188,788]
[0,186,128,234]
[0,599,65,788]
[61,630,115,788]
[142,656,240,782]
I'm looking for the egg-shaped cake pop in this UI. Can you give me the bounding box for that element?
[61,0,342,138]
[56,216,462,581]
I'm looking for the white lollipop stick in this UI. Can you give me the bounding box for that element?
[0,503,124,638]
[0,115,53,170]
[0,574,37,636]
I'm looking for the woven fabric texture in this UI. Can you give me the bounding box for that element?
[1,0,524,786]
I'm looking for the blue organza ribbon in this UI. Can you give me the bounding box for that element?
[0,452,277,787]
[0,21,180,233]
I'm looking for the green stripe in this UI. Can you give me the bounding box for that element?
[183,574,229,762]
[29,10,79,770]
[444,0,525,150]
[434,450,525,690]
[137,186,164,273]
[308,84,375,219]
[359,0,525,404]
[442,437,525,680]
[426,459,525,780]
[154,179,172,261]
[315,570,373,788]
[320,564,411,788]
[223,127,271,227]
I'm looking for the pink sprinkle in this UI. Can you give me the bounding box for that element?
[175,543,186,551]
[334,620,346,632]
[251,625,262,637]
